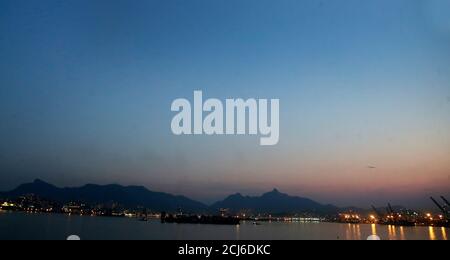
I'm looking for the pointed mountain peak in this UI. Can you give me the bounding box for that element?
[262,188,288,198]
[212,189,338,214]
[32,179,52,186]
[265,188,282,195]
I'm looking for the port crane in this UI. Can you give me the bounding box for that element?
[386,203,396,219]
[441,196,450,208]
[384,203,395,224]
[430,197,449,220]
[370,205,387,223]
[371,205,383,218]
[384,203,415,226]
[388,203,395,215]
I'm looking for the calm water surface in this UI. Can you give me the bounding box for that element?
[0,211,447,240]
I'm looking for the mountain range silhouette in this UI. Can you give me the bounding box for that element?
[0,179,339,214]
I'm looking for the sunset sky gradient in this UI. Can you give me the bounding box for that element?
[0,0,449,208]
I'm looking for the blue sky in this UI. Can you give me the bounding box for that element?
[0,0,449,207]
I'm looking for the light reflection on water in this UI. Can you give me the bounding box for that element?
[387,225,395,240]
[399,227,405,240]
[429,227,436,241]
[371,224,377,235]
[342,224,447,240]
[0,212,448,240]
[355,224,361,240]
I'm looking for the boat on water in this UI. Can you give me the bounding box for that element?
[161,212,240,225]
[0,206,17,211]
[382,220,416,227]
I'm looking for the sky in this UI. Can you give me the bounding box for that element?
[0,0,449,208]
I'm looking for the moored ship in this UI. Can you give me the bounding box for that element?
[161,212,240,225]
